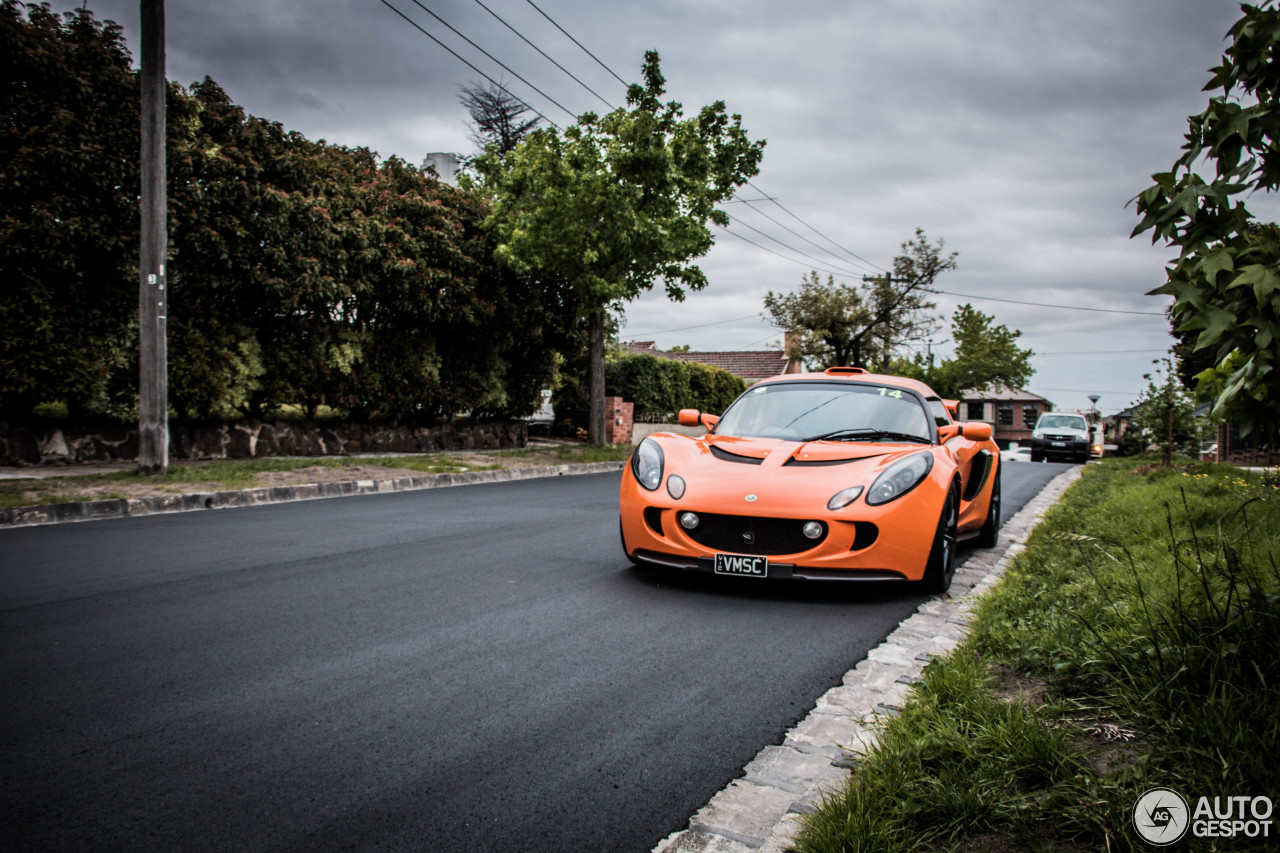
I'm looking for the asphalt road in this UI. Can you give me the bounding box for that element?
[1,460,1072,852]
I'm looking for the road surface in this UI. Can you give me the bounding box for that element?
[1,461,1071,851]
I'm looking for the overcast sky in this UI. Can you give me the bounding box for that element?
[66,0,1252,414]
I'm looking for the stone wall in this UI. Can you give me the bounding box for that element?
[0,419,528,467]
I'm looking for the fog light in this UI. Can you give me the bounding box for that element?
[680,512,700,530]
[667,475,686,500]
[802,521,824,539]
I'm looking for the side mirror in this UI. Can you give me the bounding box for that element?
[938,424,961,443]
[678,409,719,431]
[962,422,992,441]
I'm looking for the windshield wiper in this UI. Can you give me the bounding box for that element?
[802,428,931,444]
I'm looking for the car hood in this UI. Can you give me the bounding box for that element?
[704,433,921,464]
[647,432,940,516]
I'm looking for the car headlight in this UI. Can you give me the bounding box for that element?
[631,438,664,491]
[865,453,934,506]
[827,485,864,510]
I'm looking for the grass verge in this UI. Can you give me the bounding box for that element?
[794,457,1280,852]
[0,444,634,509]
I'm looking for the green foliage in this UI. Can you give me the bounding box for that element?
[604,353,746,419]
[0,1,141,418]
[889,303,1035,398]
[797,458,1280,852]
[0,3,570,425]
[1132,2,1280,442]
[1128,358,1209,464]
[470,51,764,442]
[764,230,952,371]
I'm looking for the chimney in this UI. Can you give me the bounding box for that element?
[783,331,803,374]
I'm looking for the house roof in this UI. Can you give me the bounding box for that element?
[958,385,1051,404]
[620,341,792,383]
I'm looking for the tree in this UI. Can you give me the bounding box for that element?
[763,230,952,370]
[459,79,540,156]
[470,51,764,444]
[0,1,141,418]
[1130,359,1206,465]
[1132,1,1280,443]
[925,304,1035,398]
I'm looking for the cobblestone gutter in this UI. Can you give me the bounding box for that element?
[653,465,1084,853]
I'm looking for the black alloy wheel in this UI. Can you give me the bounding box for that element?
[920,487,958,594]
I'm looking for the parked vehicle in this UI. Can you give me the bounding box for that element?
[619,367,1002,594]
[1030,412,1091,463]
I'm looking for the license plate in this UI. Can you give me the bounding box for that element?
[1051,441,1066,447]
[715,553,768,578]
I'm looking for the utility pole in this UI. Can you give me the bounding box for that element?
[138,0,168,474]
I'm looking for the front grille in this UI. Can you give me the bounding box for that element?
[684,513,826,556]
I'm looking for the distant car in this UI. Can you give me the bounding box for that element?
[619,367,1002,593]
[1030,412,1091,463]
[1005,446,1032,463]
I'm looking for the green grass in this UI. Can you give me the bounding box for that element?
[794,457,1280,852]
[0,444,634,509]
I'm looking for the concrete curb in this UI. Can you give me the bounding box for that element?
[0,461,627,529]
[653,465,1086,853]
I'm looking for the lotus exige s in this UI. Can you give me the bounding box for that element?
[619,367,1001,593]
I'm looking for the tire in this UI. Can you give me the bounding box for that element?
[1030,451,1043,463]
[919,487,958,594]
[976,468,1000,549]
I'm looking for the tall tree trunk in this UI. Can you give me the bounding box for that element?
[587,309,605,445]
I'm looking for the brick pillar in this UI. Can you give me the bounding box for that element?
[604,396,634,445]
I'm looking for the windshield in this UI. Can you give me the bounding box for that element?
[715,382,932,442]
[1037,414,1088,431]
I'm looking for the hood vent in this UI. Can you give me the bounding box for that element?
[783,456,856,467]
[710,445,764,465]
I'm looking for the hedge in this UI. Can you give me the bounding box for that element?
[605,353,747,420]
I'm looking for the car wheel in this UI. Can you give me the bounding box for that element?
[1030,451,1043,463]
[976,469,1000,549]
[919,487,958,594]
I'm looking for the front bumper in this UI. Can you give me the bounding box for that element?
[629,549,909,581]
[1031,436,1089,458]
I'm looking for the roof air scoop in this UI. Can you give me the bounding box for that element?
[824,367,868,376]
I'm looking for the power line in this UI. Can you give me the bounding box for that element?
[623,313,762,336]
[718,223,862,280]
[524,0,629,87]
[403,0,577,120]
[745,179,889,274]
[1036,348,1168,355]
[471,0,617,111]
[735,194,881,276]
[928,289,1166,317]
[724,212,868,279]
[376,0,560,129]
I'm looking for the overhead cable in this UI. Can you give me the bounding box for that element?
[524,0,629,86]
[404,0,576,120]
[928,289,1167,317]
[377,0,560,129]
[472,0,617,111]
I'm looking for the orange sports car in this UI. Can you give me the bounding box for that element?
[619,367,1001,592]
